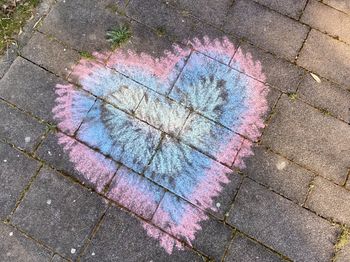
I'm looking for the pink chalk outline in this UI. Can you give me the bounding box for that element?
[53,37,268,254]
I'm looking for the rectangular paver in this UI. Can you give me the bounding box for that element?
[306,176,350,226]
[80,205,204,261]
[262,95,350,185]
[0,142,40,220]
[21,32,80,78]
[301,0,350,44]
[0,100,46,152]
[228,179,340,262]
[224,0,309,61]
[224,234,285,262]
[252,0,307,18]
[0,223,52,262]
[243,146,314,204]
[231,42,305,93]
[11,167,108,259]
[0,57,61,123]
[298,74,350,123]
[39,0,130,52]
[297,29,350,89]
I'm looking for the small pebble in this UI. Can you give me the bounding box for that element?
[3,159,7,163]
[47,199,52,205]
[9,232,13,236]
[92,252,95,256]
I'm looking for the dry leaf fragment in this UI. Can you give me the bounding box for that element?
[310,73,321,83]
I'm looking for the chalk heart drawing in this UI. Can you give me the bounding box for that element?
[53,37,268,254]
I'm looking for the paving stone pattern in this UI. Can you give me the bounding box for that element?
[0,0,350,261]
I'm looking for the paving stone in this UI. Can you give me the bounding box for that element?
[323,0,350,14]
[0,142,40,220]
[224,0,309,61]
[191,215,233,261]
[121,20,174,58]
[39,0,130,52]
[11,167,108,259]
[21,32,80,78]
[36,132,118,192]
[0,222,52,262]
[262,95,350,185]
[0,100,46,152]
[80,205,204,261]
[51,254,69,262]
[228,179,340,262]
[302,0,350,44]
[306,176,350,226]
[231,42,306,93]
[224,234,285,262]
[297,29,350,89]
[166,0,232,27]
[126,0,194,42]
[252,0,307,18]
[243,146,314,204]
[0,57,61,123]
[298,74,350,123]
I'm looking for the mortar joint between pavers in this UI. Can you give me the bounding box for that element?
[76,205,111,261]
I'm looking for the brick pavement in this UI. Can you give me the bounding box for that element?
[0,0,350,261]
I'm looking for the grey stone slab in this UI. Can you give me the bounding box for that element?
[0,100,46,152]
[262,95,350,185]
[306,176,350,226]
[51,254,69,262]
[36,132,118,192]
[228,179,340,262]
[21,32,80,78]
[301,0,350,44]
[166,0,232,27]
[11,167,108,259]
[231,42,306,93]
[126,0,195,42]
[0,57,61,123]
[225,234,285,262]
[297,29,350,89]
[323,0,350,14]
[223,0,309,61]
[298,74,350,123]
[243,146,314,204]
[252,0,307,18]
[0,142,40,220]
[0,222,52,262]
[119,20,174,58]
[80,205,204,261]
[191,216,233,261]
[39,0,130,52]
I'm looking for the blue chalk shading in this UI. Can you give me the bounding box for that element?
[77,99,161,173]
[170,52,249,131]
[144,136,230,201]
[180,113,236,164]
